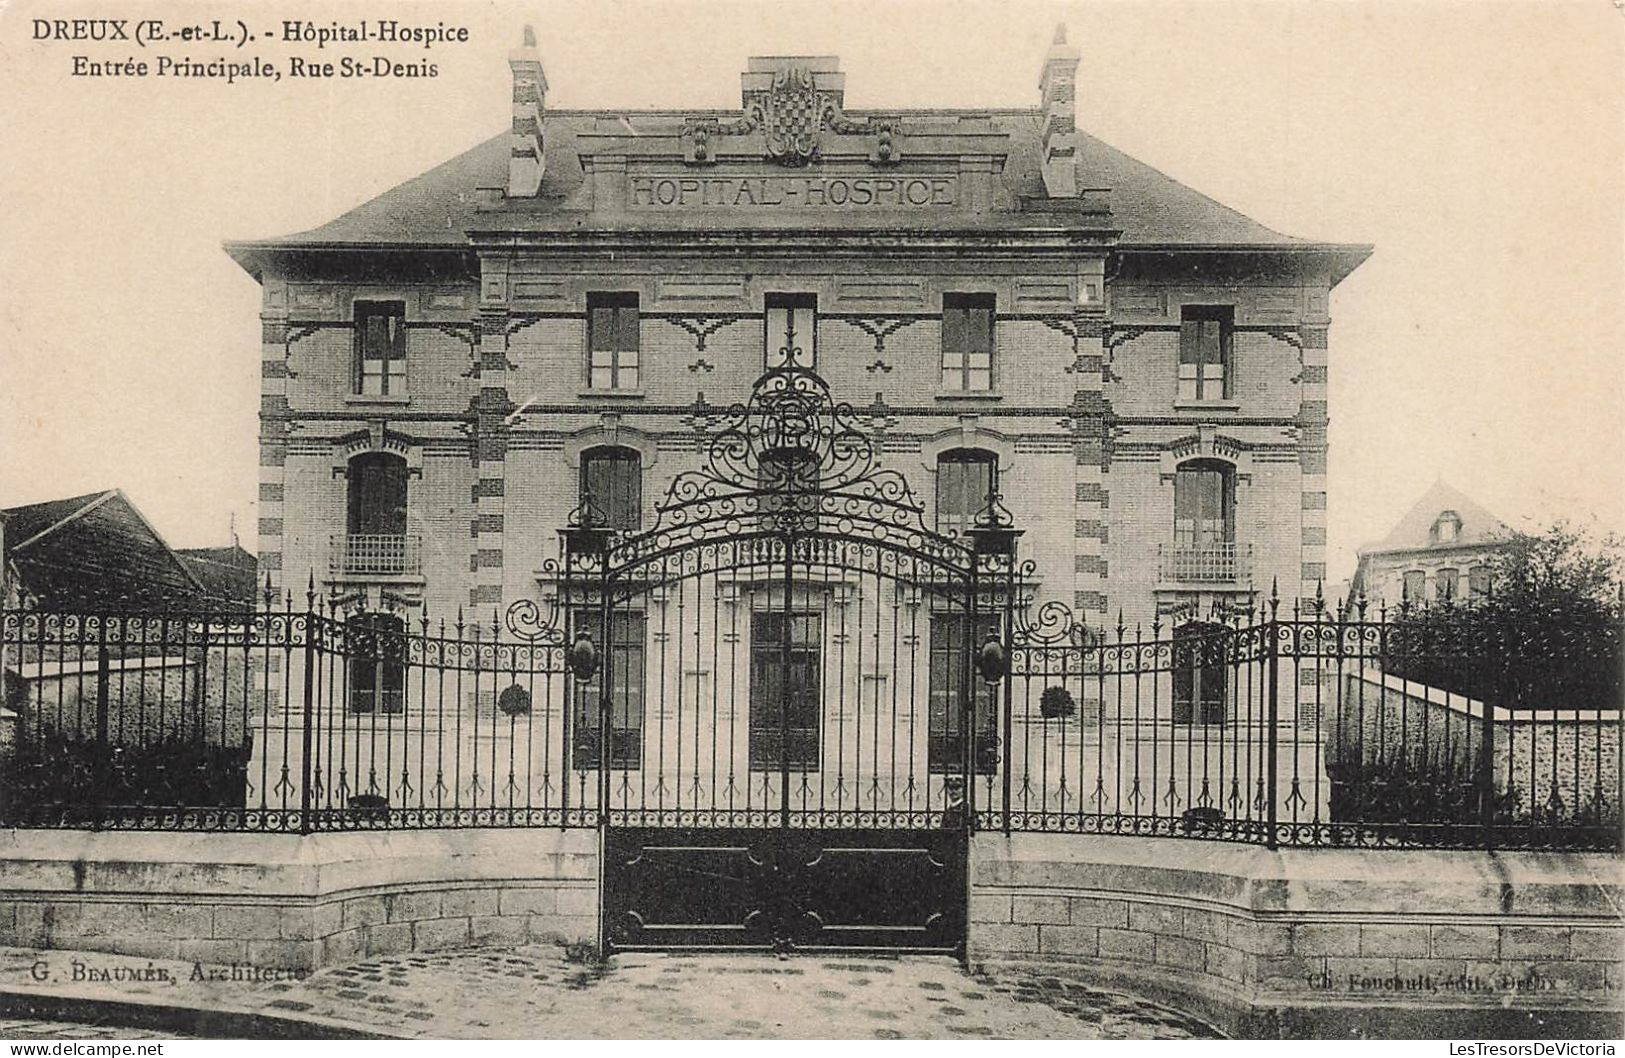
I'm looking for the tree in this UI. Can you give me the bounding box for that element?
[1385,521,1622,712]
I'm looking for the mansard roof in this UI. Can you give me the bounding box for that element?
[226,109,1368,281]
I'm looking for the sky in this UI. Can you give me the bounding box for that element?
[1,0,1621,584]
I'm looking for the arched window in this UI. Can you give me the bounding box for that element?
[1170,460,1235,580]
[936,448,997,537]
[1402,570,1426,602]
[348,612,405,714]
[1468,565,1492,598]
[344,453,410,574]
[580,447,642,531]
[1435,568,1459,601]
[1431,511,1461,544]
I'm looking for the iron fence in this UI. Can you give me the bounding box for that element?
[0,593,1617,849]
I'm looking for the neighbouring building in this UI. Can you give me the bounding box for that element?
[0,489,252,610]
[1350,480,1510,610]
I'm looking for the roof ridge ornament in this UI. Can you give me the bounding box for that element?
[683,61,902,167]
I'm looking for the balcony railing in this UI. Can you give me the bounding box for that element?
[330,534,422,577]
[1158,542,1253,584]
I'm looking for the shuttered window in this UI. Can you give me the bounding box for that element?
[355,301,407,396]
[942,294,995,391]
[580,447,642,531]
[1172,461,1233,549]
[588,292,640,390]
[571,610,646,769]
[1436,568,1459,601]
[347,453,408,537]
[927,613,999,773]
[936,449,997,538]
[1178,306,1232,401]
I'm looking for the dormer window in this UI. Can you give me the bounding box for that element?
[1431,511,1462,544]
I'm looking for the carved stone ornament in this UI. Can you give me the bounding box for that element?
[684,65,903,167]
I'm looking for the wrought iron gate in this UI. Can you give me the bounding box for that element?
[509,347,1023,954]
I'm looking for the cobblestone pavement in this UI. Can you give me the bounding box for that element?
[0,1018,190,1040]
[0,945,1221,1039]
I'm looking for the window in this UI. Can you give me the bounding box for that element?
[580,447,642,531]
[749,610,821,770]
[354,301,407,396]
[1178,306,1232,401]
[928,614,1000,774]
[1431,511,1461,544]
[1173,461,1234,548]
[347,453,409,538]
[1469,565,1492,598]
[764,294,817,370]
[1402,570,1426,602]
[942,293,995,391]
[348,613,405,714]
[1172,622,1226,725]
[571,610,645,769]
[588,292,640,390]
[1435,568,1459,601]
[936,449,997,538]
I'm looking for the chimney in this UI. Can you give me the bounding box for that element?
[508,25,548,198]
[1039,24,1080,199]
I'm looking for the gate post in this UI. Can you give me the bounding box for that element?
[1265,581,1280,850]
[299,581,317,834]
[963,553,979,831]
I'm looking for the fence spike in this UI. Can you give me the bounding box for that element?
[306,570,316,609]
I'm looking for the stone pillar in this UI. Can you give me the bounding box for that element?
[472,263,511,610]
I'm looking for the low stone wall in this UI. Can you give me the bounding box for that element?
[0,829,597,972]
[1337,671,1621,809]
[969,832,1623,1038]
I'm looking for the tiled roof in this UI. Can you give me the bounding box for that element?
[1363,481,1511,555]
[1,491,115,549]
[1,491,208,609]
[176,545,259,606]
[228,112,1361,262]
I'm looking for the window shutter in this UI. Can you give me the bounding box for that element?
[616,303,640,353]
[1180,318,1201,364]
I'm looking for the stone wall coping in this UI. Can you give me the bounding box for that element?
[1351,668,1621,724]
[974,833,1624,919]
[0,828,597,899]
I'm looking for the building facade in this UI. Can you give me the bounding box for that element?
[229,28,1366,639]
[1351,480,1509,610]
